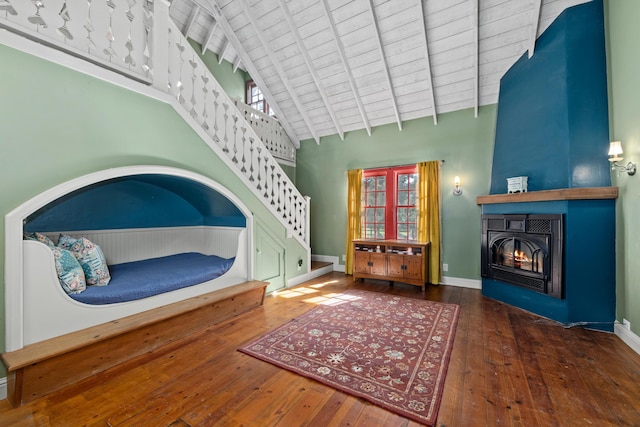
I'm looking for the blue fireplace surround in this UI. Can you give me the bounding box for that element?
[482,199,615,331]
[481,0,616,332]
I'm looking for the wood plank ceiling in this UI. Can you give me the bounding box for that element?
[169,0,591,146]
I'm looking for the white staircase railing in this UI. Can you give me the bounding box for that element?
[233,100,296,166]
[0,0,152,83]
[0,0,309,246]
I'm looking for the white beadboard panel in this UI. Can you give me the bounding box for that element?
[41,226,242,265]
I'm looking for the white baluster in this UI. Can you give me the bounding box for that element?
[57,1,73,42]
[201,75,210,132]
[123,0,136,67]
[188,58,198,119]
[103,0,116,59]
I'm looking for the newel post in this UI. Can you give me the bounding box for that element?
[151,0,170,92]
[304,195,311,245]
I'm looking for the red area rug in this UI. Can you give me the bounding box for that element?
[238,289,460,425]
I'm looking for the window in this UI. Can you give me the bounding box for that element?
[361,165,418,240]
[246,80,274,116]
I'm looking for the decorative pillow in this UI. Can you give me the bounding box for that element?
[52,247,87,294]
[58,235,111,286]
[24,232,55,248]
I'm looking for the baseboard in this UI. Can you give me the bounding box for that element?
[615,322,640,356]
[287,255,347,287]
[287,267,331,287]
[440,276,482,289]
[0,377,7,400]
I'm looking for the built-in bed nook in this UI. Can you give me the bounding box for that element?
[2,166,267,406]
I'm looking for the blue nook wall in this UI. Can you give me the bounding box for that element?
[482,0,615,331]
[24,174,247,232]
[490,0,610,194]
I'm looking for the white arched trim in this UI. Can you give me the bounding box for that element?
[5,165,254,351]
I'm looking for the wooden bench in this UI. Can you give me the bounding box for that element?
[1,280,267,407]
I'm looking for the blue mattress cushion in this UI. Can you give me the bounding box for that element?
[70,252,235,305]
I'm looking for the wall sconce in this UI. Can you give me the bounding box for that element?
[453,176,463,195]
[608,141,636,176]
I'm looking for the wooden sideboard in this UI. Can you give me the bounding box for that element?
[352,239,430,291]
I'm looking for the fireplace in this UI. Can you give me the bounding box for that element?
[481,214,563,298]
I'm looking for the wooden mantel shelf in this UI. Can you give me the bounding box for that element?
[476,187,618,205]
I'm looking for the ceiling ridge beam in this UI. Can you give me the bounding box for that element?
[320,0,371,136]
[207,0,302,148]
[366,0,402,131]
[528,0,543,58]
[237,0,321,144]
[473,0,479,118]
[277,0,345,141]
[183,4,201,37]
[418,0,438,125]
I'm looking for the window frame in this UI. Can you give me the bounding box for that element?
[362,165,418,241]
[245,80,271,116]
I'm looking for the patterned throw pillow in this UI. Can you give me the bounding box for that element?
[24,232,55,248]
[58,235,111,286]
[52,247,87,294]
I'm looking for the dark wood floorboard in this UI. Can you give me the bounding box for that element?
[1,272,640,426]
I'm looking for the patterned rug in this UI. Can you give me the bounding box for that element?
[238,289,460,426]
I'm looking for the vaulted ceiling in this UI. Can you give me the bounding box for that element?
[169,0,590,146]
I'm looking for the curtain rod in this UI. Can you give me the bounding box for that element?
[362,160,445,172]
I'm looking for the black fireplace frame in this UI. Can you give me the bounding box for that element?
[481,214,564,298]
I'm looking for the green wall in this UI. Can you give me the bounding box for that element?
[0,42,307,375]
[606,0,640,336]
[280,164,296,185]
[295,106,497,280]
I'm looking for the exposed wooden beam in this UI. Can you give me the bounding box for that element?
[528,0,543,58]
[232,55,242,73]
[237,0,320,144]
[320,0,371,136]
[207,0,302,148]
[473,0,479,118]
[418,0,437,125]
[218,38,230,65]
[202,20,219,55]
[366,0,402,131]
[277,0,345,140]
[183,5,201,37]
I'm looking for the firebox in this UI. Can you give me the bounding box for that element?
[481,214,563,298]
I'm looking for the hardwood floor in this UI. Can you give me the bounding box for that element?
[1,272,639,426]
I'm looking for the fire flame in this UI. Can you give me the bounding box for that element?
[514,250,529,262]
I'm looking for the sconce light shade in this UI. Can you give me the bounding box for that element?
[608,141,623,162]
[608,141,636,176]
[453,176,462,195]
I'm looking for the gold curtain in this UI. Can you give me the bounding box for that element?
[417,161,442,284]
[345,169,363,275]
